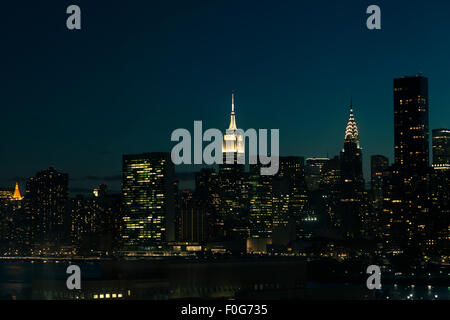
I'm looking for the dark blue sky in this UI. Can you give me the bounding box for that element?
[2,0,450,193]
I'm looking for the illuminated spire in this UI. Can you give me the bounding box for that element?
[12,182,23,201]
[344,98,360,147]
[228,92,237,130]
[223,92,244,154]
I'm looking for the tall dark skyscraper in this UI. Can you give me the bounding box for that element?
[218,94,249,241]
[339,101,364,238]
[386,75,432,253]
[194,168,221,241]
[25,167,69,251]
[273,156,307,243]
[393,75,430,172]
[122,152,176,250]
[248,163,273,252]
[371,155,389,208]
[432,128,450,170]
[178,189,208,243]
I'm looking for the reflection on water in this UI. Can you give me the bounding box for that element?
[0,261,101,299]
[0,260,448,300]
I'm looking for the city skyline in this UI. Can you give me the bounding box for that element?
[2,0,450,305]
[1,75,447,260]
[4,0,450,193]
[3,80,447,195]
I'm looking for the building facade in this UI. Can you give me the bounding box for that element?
[122,152,176,251]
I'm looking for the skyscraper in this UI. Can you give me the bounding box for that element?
[25,167,69,251]
[393,75,429,172]
[371,155,389,208]
[218,93,249,241]
[273,156,307,243]
[248,163,273,240]
[386,75,432,253]
[305,158,329,191]
[122,152,176,251]
[194,168,222,241]
[221,93,244,167]
[178,189,208,243]
[432,128,450,170]
[339,100,364,239]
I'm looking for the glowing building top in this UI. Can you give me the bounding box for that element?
[344,98,360,149]
[12,182,23,201]
[223,92,244,154]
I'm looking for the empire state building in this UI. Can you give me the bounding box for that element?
[222,92,244,167]
[218,93,248,240]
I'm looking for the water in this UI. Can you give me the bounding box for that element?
[0,260,448,300]
[0,260,101,299]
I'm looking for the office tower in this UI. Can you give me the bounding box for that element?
[272,156,307,244]
[0,187,13,200]
[248,163,273,239]
[339,101,364,239]
[194,168,221,241]
[394,75,429,172]
[387,75,432,252]
[218,94,249,241]
[430,129,450,256]
[178,190,208,243]
[432,128,450,170]
[305,158,329,191]
[369,155,389,238]
[25,167,69,251]
[320,156,341,189]
[122,152,176,251]
[0,182,25,253]
[70,195,96,253]
[371,155,389,208]
[320,155,341,229]
[70,188,122,254]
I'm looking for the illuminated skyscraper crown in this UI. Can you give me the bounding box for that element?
[12,182,23,200]
[223,92,244,154]
[344,98,360,148]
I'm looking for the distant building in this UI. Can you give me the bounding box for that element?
[248,163,273,242]
[25,167,69,251]
[432,128,450,170]
[0,187,13,200]
[178,190,208,243]
[320,156,341,229]
[122,152,176,251]
[305,158,329,191]
[339,100,364,239]
[394,75,429,172]
[194,168,221,241]
[0,183,25,253]
[273,156,307,243]
[70,187,122,255]
[371,155,389,208]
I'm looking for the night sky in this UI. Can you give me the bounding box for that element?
[2,0,450,193]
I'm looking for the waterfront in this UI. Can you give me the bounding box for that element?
[0,259,447,300]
